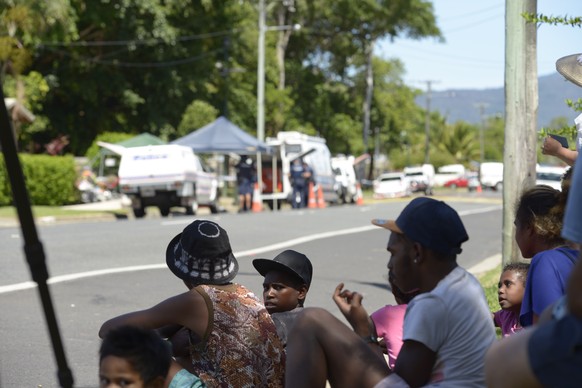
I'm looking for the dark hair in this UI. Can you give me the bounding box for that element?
[515,185,567,246]
[562,166,573,195]
[502,262,530,286]
[100,326,171,384]
[400,232,458,262]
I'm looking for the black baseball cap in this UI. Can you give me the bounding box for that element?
[253,250,313,287]
[372,197,468,255]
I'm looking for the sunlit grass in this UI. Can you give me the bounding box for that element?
[0,206,126,218]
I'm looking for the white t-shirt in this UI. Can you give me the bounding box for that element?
[402,266,496,387]
[575,112,582,152]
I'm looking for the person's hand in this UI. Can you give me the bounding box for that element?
[377,337,388,355]
[332,283,371,336]
[542,136,562,156]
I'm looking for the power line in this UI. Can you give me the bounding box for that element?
[41,46,225,68]
[38,28,242,48]
[444,12,504,34]
[439,3,504,22]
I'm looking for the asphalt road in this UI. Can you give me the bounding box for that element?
[0,195,502,388]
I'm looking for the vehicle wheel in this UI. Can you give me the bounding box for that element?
[341,188,348,204]
[133,207,146,218]
[264,200,277,210]
[495,182,503,191]
[185,201,197,215]
[209,202,220,214]
[159,206,170,217]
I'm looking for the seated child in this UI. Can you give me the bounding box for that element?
[99,325,170,388]
[493,262,529,337]
[369,274,419,369]
[252,249,313,346]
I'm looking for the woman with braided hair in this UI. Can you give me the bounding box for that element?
[514,184,578,327]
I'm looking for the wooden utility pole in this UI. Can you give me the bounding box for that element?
[503,0,538,266]
[474,102,489,164]
[362,40,375,155]
[421,80,438,164]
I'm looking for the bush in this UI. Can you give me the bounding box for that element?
[0,154,78,206]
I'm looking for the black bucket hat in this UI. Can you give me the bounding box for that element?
[166,220,239,285]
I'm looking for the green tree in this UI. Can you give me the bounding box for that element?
[176,100,219,139]
[434,121,480,166]
[483,115,505,162]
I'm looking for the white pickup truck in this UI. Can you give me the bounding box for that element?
[118,144,219,217]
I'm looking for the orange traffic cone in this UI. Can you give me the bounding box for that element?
[476,184,482,193]
[307,182,317,209]
[252,183,263,212]
[355,183,364,206]
[317,185,326,208]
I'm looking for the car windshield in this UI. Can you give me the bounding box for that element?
[381,176,402,182]
[537,172,561,182]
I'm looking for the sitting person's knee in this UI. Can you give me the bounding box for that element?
[291,307,332,333]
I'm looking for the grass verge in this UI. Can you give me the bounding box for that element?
[0,206,126,219]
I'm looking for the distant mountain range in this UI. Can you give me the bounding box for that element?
[415,72,582,128]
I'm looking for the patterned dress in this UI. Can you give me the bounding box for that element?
[188,284,285,388]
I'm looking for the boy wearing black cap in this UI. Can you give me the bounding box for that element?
[99,220,285,388]
[253,250,313,346]
[284,197,496,388]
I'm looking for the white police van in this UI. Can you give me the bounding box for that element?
[118,144,218,217]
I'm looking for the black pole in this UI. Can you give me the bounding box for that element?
[0,89,74,387]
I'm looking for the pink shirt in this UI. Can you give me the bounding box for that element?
[370,304,407,369]
[493,309,522,337]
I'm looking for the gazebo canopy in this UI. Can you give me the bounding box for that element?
[172,116,270,154]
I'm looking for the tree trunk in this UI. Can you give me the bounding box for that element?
[277,5,293,92]
[503,0,538,266]
[363,40,375,179]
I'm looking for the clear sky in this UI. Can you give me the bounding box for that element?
[376,0,581,91]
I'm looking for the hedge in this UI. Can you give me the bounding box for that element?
[0,154,78,206]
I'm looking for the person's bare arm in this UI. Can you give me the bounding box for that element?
[157,324,183,339]
[99,290,208,338]
[393,340,437,388]
[485,329,543,388]
[542,136,578,166]
[332,283,383,357]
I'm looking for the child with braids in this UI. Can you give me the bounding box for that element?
[514,184,578,327]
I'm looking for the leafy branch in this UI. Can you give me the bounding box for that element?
[538,99,582,145]
[522,13,582,27]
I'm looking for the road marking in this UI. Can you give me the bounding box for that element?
[0,205,502,294]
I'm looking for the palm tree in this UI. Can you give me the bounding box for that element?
[435,122,480,165]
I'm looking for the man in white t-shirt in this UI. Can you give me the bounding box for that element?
[285,197,496,387]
